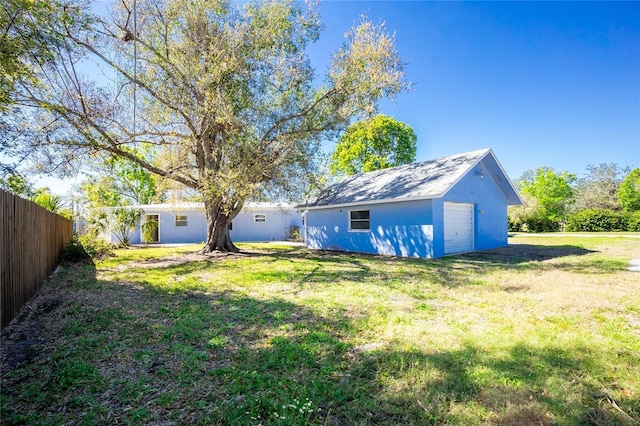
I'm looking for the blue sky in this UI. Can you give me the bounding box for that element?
[311,0,640,180]
[35,0,640,194]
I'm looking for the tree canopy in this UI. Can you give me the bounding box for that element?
[81,151,162,208]
[519,167,576,221]
[618,168,640,212]
[0,172,71,216]
[0,172,32,198]
[5,0,409,252]
[1,0,73,109]
[330,114,416,175]
[509,167,576,231]
[571,163,626,212]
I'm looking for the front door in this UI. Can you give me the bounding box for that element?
[144,214,159,243]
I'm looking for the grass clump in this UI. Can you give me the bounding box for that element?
[60,234,113,262]
[2,236,639,425]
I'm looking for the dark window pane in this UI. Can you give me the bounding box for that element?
[351,220,370,230]
[350,210,370,220]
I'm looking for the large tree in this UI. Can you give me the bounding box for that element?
[509,166,576,231]
[1,0,73,109]
[570,163,627,212]
[81,151,162,208]
[519,167,576,222]
[1,0,85,174]
[6,0,409,252]
[330,114,416,175]
[618,168,640,212]
[0,172,32,197]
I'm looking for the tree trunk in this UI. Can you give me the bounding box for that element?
[200,198,242,253]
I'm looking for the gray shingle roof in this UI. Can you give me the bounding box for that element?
[303,148,522,208]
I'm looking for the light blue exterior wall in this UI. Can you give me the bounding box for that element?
[230,208,302,242]
[306,199,435,258]
[443,163,509,251]
[120,210,208,244]
[305,161,511,259]
[108,206,302,244]
[152,210,207,244]
[431,198,445,258]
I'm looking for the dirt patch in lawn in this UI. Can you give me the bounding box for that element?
[1,274,65,372]
[110,247,276,270]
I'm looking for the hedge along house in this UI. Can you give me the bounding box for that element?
[300,149,522,258]
[101,203,303,245]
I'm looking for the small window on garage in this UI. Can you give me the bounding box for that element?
[175,215,188,227]
[254,214,266,222]
[349,210,370,231]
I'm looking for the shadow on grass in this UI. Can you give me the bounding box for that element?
[2,258,639,425]
[105,242,617,294]
[374,343,640,425]
[260,243,615,289]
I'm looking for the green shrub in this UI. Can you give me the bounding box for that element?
[141,218,158,243]
[508,217,521,232]
[523,215,561,232]
[61,235,113,262]
[565,209,628,232]
[60,237,85,262]
[79,234,114,259]
[507,213,560,233]
[628,211,640,232]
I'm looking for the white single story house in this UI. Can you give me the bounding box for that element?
[299,148,523,258]
[103,202,303,245]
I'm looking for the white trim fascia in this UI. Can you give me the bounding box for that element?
[486,148,525,205]
[242,203,298,212]
[101,202,300,212]
[101,203,204,212]
[438,148,524,205]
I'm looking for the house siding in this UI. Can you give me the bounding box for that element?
[106,205,302,245]
[302,150,520,259]
[230,207,302,242]
[154,210,207,244]
[305,162,512,259]
[306,199,435,258]
[121,210,207,245]
[432,198,445,258]
[443,162,509,251]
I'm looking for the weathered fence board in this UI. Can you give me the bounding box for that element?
[1,189,73,330]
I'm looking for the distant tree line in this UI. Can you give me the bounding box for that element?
[508,164,640,232]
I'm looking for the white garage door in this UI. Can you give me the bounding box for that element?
[444,202,474,254]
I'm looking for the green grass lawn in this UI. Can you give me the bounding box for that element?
[2,236,639,425]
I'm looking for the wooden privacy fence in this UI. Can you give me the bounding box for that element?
[1,189,73,330]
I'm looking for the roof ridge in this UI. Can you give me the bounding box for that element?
[304,148,520,209]
[344,148,491,179]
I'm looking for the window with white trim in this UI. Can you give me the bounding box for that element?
[349,210,370,231]
[175,215,188,227]
[254,214,266,222]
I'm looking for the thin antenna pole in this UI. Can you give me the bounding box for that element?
[132,0,137,144]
